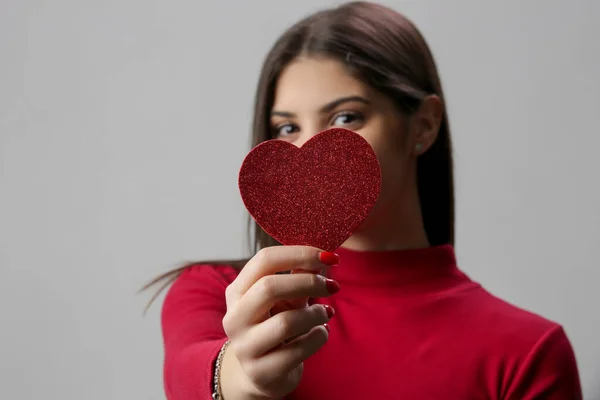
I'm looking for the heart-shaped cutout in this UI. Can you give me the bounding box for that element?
[238,128,381,251]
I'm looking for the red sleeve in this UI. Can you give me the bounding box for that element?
[505,325,582,400]
[161,264,240,400]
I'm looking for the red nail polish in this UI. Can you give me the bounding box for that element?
[325,278,340,294]
[324,323,331,332]
[319,251,340,266]
[323,304,335,318]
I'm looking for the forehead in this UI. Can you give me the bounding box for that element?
[273,56,370,110]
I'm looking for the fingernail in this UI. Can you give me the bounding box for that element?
[323,304,335,318]
[324,323,331,332]
[319,251,340,266]
[325,278,340,294]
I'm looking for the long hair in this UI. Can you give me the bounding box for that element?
[141,1,454,309]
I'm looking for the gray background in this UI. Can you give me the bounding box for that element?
[1,0,598,399]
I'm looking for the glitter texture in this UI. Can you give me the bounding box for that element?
[238,128,381,252]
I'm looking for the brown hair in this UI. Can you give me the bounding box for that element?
[141,1,454,308]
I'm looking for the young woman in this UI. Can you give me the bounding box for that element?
[150,2,582,399]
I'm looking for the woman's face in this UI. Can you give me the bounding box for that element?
[270,56,416,228]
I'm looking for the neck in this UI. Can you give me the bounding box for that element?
[342,183,429,252]
[328,242,464,296]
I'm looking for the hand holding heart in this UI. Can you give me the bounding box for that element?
[218,129,381,399]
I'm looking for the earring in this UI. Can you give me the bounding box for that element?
[415,143,423,152]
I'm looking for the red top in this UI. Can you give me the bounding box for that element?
[161,245,582,399]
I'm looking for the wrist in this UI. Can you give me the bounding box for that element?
[212,339,231,399]
[219,341,272,400]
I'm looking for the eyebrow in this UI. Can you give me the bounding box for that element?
[270,95,371,118]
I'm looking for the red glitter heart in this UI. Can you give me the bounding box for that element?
[238,128,381,251]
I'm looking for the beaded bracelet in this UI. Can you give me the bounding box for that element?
[212,339,231,400]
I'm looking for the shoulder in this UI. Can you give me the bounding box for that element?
[176,262,243,288]
[474,288,574,361]
[458,287,581,397]
[162,261,244,312]
[448,283,572,368]
[457,285,562,343]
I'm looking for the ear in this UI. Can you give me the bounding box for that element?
[411,95,443,156]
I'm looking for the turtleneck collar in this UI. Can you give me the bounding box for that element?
[327,244,470,296]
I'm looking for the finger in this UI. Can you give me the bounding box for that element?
[239,304,333,358]
[250,324,329,380]
[269,299,304,317]
[269,301,292,317]
[288,268,327,309]
[230,246,338,300]
[231,273,338,326]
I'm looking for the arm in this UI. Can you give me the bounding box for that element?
[161,264,238,400]
[505,325,583,400]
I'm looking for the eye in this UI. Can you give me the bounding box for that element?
[274,123,299,138]
[331,112,364,127]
